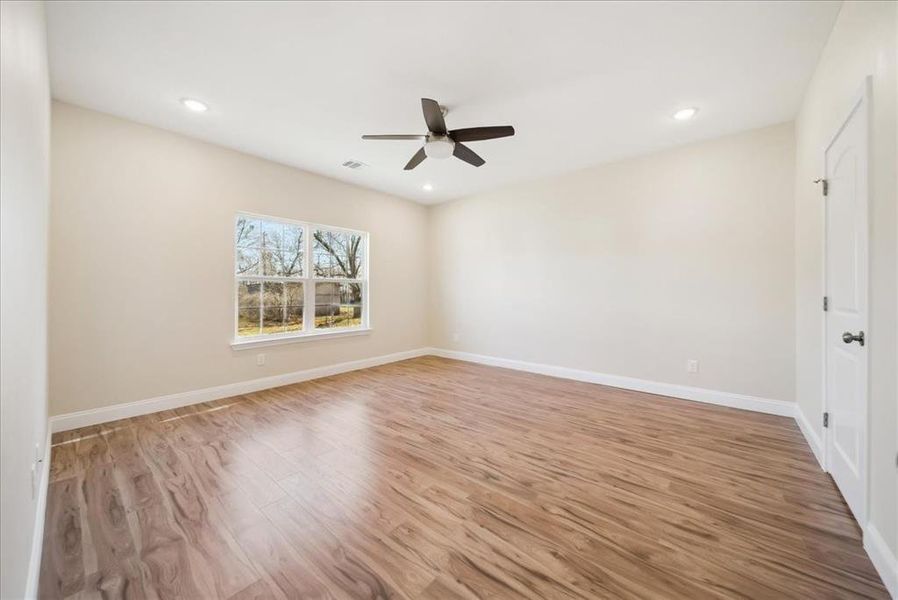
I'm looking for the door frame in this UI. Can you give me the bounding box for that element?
[820,75,871,526]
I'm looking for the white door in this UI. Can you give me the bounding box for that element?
[824,80,869,524]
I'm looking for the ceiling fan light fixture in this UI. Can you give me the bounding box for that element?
[424,136,455,159]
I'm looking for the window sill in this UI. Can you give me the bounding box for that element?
[230,327,372,350]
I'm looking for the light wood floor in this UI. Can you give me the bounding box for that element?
[40,356,887,599]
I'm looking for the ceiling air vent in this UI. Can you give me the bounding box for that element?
[342,160,366,169]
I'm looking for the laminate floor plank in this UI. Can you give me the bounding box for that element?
[212,489,335,600]
[133,416,260,598]
[38,478,85,599]
[40,357,888,599]
[225,579,280,600]
[80,462,147,599]
[104,423,211,600]
[262,497,404,600]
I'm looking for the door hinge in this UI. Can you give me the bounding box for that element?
[823,296,828,311]
[823,412,829,428]
[814,178,828,196]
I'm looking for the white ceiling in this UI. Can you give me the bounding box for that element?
[46,1,840,204]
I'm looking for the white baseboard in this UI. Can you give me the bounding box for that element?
[429,348,795,417]
[50,346,794,432]
[865,523,898,599]
[49,348,430,433]
[794,403,825,469]
[25,429,51,599]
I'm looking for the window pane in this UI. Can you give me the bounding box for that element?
[315,282,362,329]
[261,249,280,277]
[283,225,303,277]
[261,222,283,276]
[238,280,261,307]
[237,280,261,337]
[237,247,260,275]
[237,308,260,337]
[313,229,364,279]
[285,280,303,306]
[259,222,304,277]
[262,280,284,307]
[262,305,285,333]
[285,282,303,332]
[261,282,285,334]
[236,218,261,248]
[261,220,283,251]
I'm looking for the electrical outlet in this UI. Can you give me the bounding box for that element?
[256,353,266,366]
[687,359,699,374]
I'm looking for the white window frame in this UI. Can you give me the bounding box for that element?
[231,212,370,348]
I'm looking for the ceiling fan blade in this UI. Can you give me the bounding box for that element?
[421,98,447,135]
[362,134,427,140]
[403,147,427,170]
[450,126,515,143]
[452,143,485,167]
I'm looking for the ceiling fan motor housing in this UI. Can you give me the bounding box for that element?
[424,135,455,159]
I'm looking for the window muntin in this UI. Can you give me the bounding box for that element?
[235,214,367,340]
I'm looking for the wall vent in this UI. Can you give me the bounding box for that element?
[342,160,366,169]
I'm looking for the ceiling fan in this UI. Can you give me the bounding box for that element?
[362,98,515,170]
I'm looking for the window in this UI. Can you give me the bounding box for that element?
[235,214,367,342]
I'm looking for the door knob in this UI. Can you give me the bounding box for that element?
[842,331,865,346]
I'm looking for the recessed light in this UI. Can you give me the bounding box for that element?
[672,107,698,121]
[180,98,208,113]
[422,183,433,192]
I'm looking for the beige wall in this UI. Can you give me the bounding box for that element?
[794,0,897,556]
[49,102,429,416]
[0,1,50,597]
[429,122,796,403]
